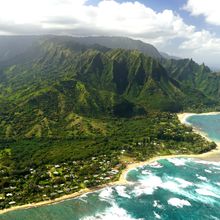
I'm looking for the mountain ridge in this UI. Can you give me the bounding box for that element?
[0,35,219,139]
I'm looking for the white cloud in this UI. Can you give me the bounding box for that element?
[0,0,87,24]
[184,0,220,26]
[180,30,220,53]
[0,0,194,45]
[0,0,220,68]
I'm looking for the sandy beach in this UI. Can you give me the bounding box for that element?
[177,112,213,141]
[1,153,215,215]
[177,112,220,161]
[0,182,120,215]
[177,112,220,125]
[1,112,220,215]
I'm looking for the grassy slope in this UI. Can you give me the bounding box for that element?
[0,113,216,208]
[0,39,217,139]
[0,37,218,209]
[162,58,220,108]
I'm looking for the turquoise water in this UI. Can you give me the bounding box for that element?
[186,114,220,142]
[2,114,220,220]
[2,158,220,220]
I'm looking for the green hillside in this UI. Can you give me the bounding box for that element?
[0,36,218,210]
[0,37,217,139]
[162,58,220,103]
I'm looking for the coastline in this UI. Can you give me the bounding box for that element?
[1,154,215,216]
[177,112,220,126]
[177,112,220,160]
[0,182,119,215]
[177,112,213,141]
[1,112,220,215]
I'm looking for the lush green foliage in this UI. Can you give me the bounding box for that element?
[0,36,219,209]
[0,113,216,209]
[0,37,218,139]
[162,58,220,109]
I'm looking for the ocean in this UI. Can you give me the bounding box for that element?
[186,113,220,142]
[1,114,220,220]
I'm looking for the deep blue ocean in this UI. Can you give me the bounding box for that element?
[1,114,220,220]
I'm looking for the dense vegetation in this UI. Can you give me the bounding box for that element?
[163,58,220,107]
[0,113,216,209]
[0,37,219,139]
[0,36,219,210]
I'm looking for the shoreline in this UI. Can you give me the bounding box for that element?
[1,153,216,215]
[1,112,220,215]
[177,112,220,125]
[177,112,211,141]
[177,112,220,149]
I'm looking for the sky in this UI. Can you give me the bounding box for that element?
[0,0,220,69]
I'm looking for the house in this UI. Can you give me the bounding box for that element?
[53,171,59,175]
[104,177,111,180]
[10,186,17,190]
[6,193,13,197]
[50,192,57,197]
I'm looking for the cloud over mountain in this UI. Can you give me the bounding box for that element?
[0,0,219,68]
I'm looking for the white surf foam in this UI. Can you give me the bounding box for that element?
[136,173,218,206]
[205,169,212,173]
[115,186,131,198]
[162,181,180,192]
[194,160,220,166]
[133,183,155,196]
[81,203,143,220]
[135,174,193,198]
[153,200,158,208]
[168,198,191,208]
[99,187,114,202]
[213,167,220,171]
[141,170,152,175]
[159,176,193,194]
[153,211,161,219]
[192,182,220,203]
[210,215,219,220]
[195,188,219,198]
[149,161,163,168]
[133,175,162,196]
[174,178,193,188]
[167,158,187,166]
[153,200,163,209]
[196,174,208,182]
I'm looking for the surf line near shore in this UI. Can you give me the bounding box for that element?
[1,112,220,215]
[177,112,220,143]
[0,154,215,215]
[178,112,220,126]
[177,112,220,158]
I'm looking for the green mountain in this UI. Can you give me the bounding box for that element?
[0,36,218,210]
[0,36,218,139]
[197,71,220,99]
[70,36,163,60]
[0,35,162,64]
[162,58,220,102]
[162,59,210,86]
